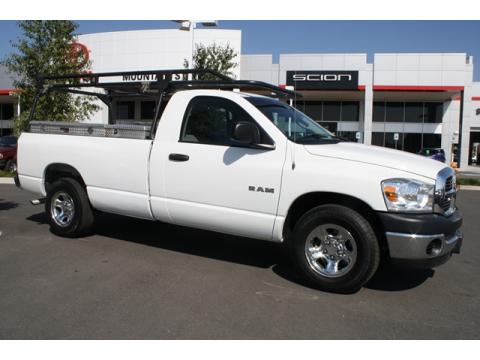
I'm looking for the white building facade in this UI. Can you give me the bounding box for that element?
[242,53,480,168]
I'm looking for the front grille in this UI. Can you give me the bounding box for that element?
[445,176,453,192]
[439,196,452,212]
[435,169,456,216]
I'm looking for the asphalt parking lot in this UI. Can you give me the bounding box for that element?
[0,184,479,339]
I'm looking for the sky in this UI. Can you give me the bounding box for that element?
[1,20,479,80]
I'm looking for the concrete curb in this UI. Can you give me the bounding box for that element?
[0,178,14,184]
[459,185,480,191]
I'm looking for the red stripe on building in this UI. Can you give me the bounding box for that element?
[472,96,480,101]
[0,89,17,95]
[373,85,464,91]
[279,85,366,91]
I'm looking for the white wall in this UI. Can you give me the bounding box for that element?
[78,28,242,79]
[77,28,242,124]
[241,55,278,84]
[373,53,472,87]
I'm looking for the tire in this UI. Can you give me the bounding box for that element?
[5,159,16,173]
[45,177,94,237]
[288,204,380,293]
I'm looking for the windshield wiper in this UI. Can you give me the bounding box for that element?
[295,134,341,144]
[331,135,348,142]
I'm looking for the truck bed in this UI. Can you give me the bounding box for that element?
[17,131,154,220]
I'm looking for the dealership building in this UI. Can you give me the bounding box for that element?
[1,27,480,168]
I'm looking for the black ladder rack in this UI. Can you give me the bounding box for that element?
[37,68,296,98]
[29,69,300,139]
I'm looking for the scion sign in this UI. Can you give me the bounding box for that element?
[286,70,359,90]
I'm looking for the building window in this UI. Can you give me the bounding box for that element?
[116,101,135,120]
[385,132,403,150]
[301,101,359,122]
[323,101,341,121]
[303,101,322,121]
[373,101,443,124]
[404,103,424,123]
[373,102,385,122]
[0,103,15,137]
[385,102,404,122]
[0,103,14,120]
[140,101,156,120]
[403,133,423,153]
[424,103,443,123]
[341,102,359,122]
[372,132,384,146]
[422,133,441,148]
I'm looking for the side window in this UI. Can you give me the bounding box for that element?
[180,96,272,146]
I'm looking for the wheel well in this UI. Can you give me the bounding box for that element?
[44,163,86,193]
[283,192,389,256]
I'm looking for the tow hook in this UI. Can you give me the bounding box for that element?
[452,231,463,254]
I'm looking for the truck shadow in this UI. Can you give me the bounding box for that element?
[27,211,434,292]
[0,198,18,211]
[96,213,283,269]
[271,263,434,292]
[364,266,434,291]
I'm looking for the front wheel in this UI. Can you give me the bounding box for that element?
[45,177,94,237]
[288,205,380,293]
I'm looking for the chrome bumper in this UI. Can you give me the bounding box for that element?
[386,229,463,260]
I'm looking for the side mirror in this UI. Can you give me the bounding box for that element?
[232,121,261,145]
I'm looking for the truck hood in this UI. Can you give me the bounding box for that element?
[304,142,446,180]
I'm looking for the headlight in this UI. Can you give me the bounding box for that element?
[382,178,434,213]
[0,153,3,159]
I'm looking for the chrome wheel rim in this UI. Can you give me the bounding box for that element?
[305,223,357,278]
[50,191,75,227]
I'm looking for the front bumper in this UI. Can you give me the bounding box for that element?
[378,210,463,268]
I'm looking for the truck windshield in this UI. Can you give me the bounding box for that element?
[246,97,339,144]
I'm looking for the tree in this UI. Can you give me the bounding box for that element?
[185,43,238,80]
[2,21,98,134]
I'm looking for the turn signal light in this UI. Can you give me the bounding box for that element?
[384,185,398,202]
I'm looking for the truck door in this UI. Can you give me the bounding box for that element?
[149,95,287,241]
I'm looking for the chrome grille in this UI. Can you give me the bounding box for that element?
[435,168,456,216]
[439,197,452,212]
[445,176,453,192]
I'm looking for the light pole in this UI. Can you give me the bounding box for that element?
[174,20,218,74]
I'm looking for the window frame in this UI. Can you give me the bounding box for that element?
[179,95,275,148]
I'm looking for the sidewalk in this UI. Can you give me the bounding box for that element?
[460,185,480,191]
[0,177,14,184]
[459,165,480,178]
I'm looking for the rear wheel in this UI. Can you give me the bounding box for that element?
[45,178,94,237]
[288,204,380,293]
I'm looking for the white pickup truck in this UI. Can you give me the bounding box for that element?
[15,70,463,293]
